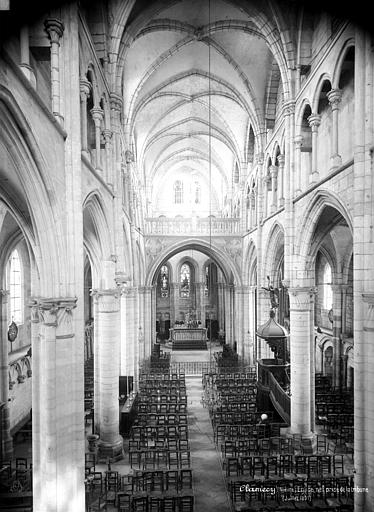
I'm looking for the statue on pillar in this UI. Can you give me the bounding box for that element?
[262,275,279,310]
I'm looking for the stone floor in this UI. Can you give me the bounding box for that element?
[185,376,232,512]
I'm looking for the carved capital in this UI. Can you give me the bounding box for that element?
[44,18,64,45]
[80,77,91,101]
[294,134,304,149]
[120,286,137,298]
[288,286,317,310]
[307,113,321,130]
[277,154,285,168]
[327,88,342,110]
[91,289,120,312]
[102,129,113,143]
[90,106,104,125]
[269,165,278,178]
[33,297,77,329]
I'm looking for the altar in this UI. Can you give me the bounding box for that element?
[170,327,207,342]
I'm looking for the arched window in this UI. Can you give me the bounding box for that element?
[194,182,201,204]
[8,249,23,324]
[323,262,333,310]
[204,265,209,297]
[159,265,169,298]
[180,263,191,298]
[174,180,183,204]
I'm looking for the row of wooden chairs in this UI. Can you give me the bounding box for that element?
[129,449,191,470]
[88,493,194,512]
[130,425,188,442]
[224,453,346,478]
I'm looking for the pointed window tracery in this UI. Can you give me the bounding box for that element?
[180,263,191,298]
[8,249,23,324]
[159,265,169,298]
[174,180,183,204]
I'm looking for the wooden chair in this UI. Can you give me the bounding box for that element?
[178,495,194,512]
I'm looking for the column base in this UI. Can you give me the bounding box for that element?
[98,437,124,462]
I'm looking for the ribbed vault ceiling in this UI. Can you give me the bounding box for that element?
[121,0,283,215]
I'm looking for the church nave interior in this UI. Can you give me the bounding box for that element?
[0,0,373,511]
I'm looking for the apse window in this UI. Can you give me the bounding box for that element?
[180,263,190,298]
[323,262,333,310]
[8,249,23,324]
[174,180,183,204]
[160,265,169,298]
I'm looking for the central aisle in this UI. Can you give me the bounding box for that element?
[186,376,232,512]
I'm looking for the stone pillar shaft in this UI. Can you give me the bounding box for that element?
[327,88,342,168]
[307,114,321,183]
[90,107,104,170]
[277,155,285,207]
[288,287,315,435]
[79,78,91,153]
[294,135,303,194]
[0,290,12,460]
[93,289,122,460]
[270,165,278,213]
[31,297,85,512]
[44,18,64,123]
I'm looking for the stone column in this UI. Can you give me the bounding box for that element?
[294,135,303,194]
[288,287,316,435]
[307,114,321,184]
[262,175,269,218]
[19,26,36,86]
[102,129,113,186]
[217,282,225,333]
[270,165,278,213]
[224,284,233,346]
[331,284,343,389]
[90,106,104,171]
[277,155,285,207]
[256,287,272,360]
[196,282,206,325]
[79,77,91,155]
[32,297,85,512]
[327,88,342,169]
[341,354,348,389]
[92,289,123,460]
[44,18,64,124]
[138,287,146,364]
[143,286,153,359]
[239,286,251,362]
[0,290,12,460]
[170,283,179,325]
[247,193,253,229]
[28,301,40,498]
[120,286,137,389]
[358,294,374,510]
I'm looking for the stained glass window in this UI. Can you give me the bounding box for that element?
[194,182,201,204]
[180,263,190,298]
[323,262,333,310]
[160,265,169,298]
[204,265,209,296]
[9,249,23,324]
[174,180,183,204]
